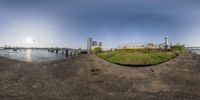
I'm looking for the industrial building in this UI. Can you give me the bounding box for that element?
[119,36,171,49]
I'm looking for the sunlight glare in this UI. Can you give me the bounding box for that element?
[26,37,33,44]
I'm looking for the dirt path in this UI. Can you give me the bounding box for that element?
[0,53,199,100]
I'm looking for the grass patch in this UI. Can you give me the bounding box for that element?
[96,48,184,66]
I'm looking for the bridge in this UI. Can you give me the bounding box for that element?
[186,47,200,50]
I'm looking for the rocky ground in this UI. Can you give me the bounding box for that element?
[0,53,199,100]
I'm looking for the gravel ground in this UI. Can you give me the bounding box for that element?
[0,53,199,100]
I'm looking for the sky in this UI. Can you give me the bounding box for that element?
[0,0,200,49]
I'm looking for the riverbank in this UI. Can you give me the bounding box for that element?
[0,53,199,99]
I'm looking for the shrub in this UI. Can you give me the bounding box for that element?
[171,45,185,52]
[93,47,102,54]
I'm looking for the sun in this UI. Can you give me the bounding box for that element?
[26,37,33,44]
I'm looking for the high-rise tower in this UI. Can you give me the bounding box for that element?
[165,36,170,49]
[87,38,92,54]
[165,36,169,45]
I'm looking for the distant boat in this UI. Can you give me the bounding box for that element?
[13,49,17,51]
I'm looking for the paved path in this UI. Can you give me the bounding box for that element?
[0,53,199,99]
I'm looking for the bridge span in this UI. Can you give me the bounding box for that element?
[186,47,200,50]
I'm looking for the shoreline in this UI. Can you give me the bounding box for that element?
[0,53,199,99]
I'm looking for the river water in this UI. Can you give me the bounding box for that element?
[188,50,200,55]
[0,49,66,63]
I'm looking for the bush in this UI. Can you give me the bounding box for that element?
[171,45,185,52]
[93,47,102,54]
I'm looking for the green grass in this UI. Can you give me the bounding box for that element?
[96,49,184,66]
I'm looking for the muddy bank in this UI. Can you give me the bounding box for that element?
[0,53,199,100]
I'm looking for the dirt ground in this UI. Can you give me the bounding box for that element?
[0,53,199,100]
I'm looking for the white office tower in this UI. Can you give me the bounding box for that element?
[87,38,92,54]
[165,36,170,49]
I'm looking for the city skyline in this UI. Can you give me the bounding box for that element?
[1,0,200,49]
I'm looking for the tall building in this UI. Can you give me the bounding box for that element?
[165,36,170,49]
[87,38,92,54]
[98,42,102,47]
[165,36,169,45]
[92,41,98,46]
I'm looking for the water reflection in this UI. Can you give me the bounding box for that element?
[26,49,32,62]
[0,49,66,63]
[189,50,200,55]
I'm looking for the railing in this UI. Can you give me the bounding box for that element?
[186,47,200,50]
